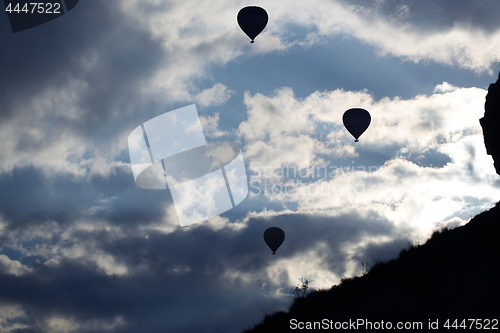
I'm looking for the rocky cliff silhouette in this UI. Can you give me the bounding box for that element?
[481,73,500,175]
[243,78,500,332]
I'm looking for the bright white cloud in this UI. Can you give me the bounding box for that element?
[241,82,498,244]
[239,88,324,171]
[284,0,500,73]
[240,83,488,168]
[433,82,458,94]
[195,83,234,107]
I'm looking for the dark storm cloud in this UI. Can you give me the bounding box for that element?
[100,211,391,279]
[0,0,166,136]
[0,166,169,239]
[0,207,398,332]
[242,212,395,275]
[345,0,500,33]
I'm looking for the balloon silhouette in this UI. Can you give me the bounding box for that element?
[4,0,80,33]
[237,6,268,43]
[264,227,285,255]
[343,108,371,142]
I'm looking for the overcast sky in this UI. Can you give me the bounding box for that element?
[1,1,500,332]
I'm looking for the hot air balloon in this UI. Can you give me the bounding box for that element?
[237,6,268,43]
[264,227,285,255]
[343,108,371,142]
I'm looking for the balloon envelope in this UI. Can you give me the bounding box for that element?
[264,227,285,254]
[237,6,268,43]
[343,108,371,142]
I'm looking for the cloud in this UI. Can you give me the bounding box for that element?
[239,82,499,243]
[0,304,29,332]
[195,83,234,107]
[0,205,403,332]
[199,113,226,138]
[1,0,499,181]
[0,1,243,179]
[239,87,323,171]
[0,255,31,276]
[44,315,125,333]
[312,0,500,73]
[346,0,500,34]
[240,82,487,159]
[433,82,459,94]
[266,0,500,73]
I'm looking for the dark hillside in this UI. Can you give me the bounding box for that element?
[244,203,500,332]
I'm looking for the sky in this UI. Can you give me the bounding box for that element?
[1,0,500,332]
